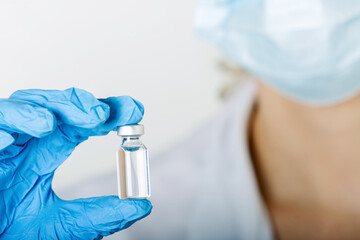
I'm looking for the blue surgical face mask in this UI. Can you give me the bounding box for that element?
[194,0,360,105]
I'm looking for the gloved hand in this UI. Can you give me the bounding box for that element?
[0,88,152,239]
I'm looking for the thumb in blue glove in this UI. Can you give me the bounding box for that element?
[0,88,152,239]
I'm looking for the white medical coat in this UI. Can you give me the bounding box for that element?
[60,80,274,240]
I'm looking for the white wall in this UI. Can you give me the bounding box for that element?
[0,0,224,190]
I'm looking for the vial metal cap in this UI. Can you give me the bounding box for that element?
[117,124,144,137]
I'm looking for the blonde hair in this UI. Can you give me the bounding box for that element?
[218,60,253,99]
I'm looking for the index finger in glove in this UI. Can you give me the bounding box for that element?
[87,96,144,136]
[40,96,144,146]
[10,88,110,129]
[0,99,55,138]
[10,88,144,142]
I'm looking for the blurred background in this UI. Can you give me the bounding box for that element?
[0,0,225,192]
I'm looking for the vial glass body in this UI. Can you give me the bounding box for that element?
[116,137,151,199]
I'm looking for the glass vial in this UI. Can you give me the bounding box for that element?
[116,124,151,199]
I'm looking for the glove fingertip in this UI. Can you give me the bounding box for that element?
[133,99,144,116]
[122,97,144,125]
[126,98,144,125]
[0,130,15,150]
[33,107,57,138]
[66,88,111,128]
[119,199,152,221]
[90,103,110,127]
[0,99,56,138]
[9,89,30,99]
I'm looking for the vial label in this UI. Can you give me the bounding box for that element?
[116,146,151,199]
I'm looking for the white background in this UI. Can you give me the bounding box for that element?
[0,0,225,191]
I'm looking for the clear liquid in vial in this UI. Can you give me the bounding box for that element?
[116,140,150,199]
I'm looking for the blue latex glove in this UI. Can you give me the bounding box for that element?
[0,88,152,239]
